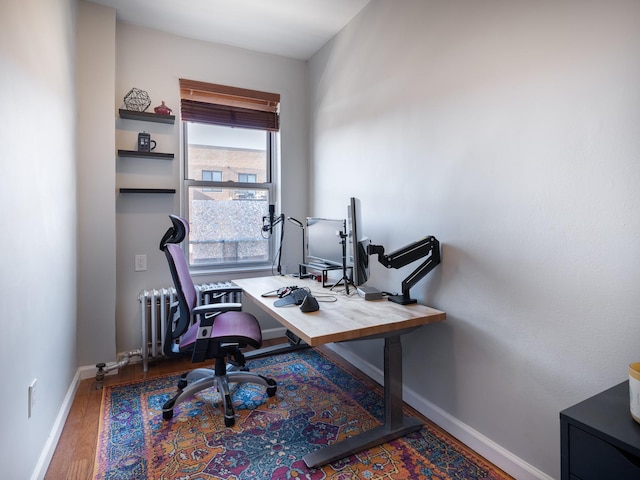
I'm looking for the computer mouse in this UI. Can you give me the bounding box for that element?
[299,294,319,312]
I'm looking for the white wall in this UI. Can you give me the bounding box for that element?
[0,0,78,478]
[309,0,640,478]
[112,24,309,355]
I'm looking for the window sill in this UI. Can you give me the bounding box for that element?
[190,264,276,281]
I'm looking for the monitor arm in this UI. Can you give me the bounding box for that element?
[367,236,440,304]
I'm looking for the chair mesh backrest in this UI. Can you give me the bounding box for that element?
[166,243,197,316]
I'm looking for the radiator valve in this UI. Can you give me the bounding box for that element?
[94,350,142,389]
[95,363,107,389]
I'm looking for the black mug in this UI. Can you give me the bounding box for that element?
[138,132,156,152]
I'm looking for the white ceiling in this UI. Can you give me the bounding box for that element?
[89,0,371,60]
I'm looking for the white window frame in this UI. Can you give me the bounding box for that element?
[182,122,279,273]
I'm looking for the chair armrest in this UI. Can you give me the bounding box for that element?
[193,302,242,321]
[193,302,242,343]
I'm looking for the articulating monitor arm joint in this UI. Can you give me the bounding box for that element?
[368,235,440,305]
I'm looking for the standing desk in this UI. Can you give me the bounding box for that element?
[232,276,446,468]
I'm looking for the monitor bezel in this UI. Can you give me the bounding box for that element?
[305,217,347,267]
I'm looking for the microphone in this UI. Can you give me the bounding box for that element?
[269,204,275,233]
[263,204,276,232]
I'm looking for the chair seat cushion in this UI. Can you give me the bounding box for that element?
[179,311,262,352]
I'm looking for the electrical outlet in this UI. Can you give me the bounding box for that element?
[135,254,147,272]
[28,379,37,418]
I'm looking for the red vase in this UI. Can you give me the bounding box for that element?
[154,101,172,115]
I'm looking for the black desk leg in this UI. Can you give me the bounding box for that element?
[303,334,423,468]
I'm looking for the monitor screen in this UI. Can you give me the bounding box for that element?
[306,217,346,267]
[347,197,370,286]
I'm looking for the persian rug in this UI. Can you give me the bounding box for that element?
[93,348,512,479]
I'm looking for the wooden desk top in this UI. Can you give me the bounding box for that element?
[233,276,446,347]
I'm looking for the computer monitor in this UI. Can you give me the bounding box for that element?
[347,197,370,286]
[305,217,346,267]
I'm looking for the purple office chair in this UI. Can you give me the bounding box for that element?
[159,215,277,426]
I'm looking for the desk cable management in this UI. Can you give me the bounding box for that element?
[260,286,337,303]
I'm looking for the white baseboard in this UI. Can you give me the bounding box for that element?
[30,369,82,480]
[79,363,103,380]
[326,343,552,480]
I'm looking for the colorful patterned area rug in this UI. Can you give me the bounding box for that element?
[94,348,512,479]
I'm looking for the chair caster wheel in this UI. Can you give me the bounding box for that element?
[224,416,235,427]
[177,379,188,389]
[163,409,174,420]
[266,378,277,397]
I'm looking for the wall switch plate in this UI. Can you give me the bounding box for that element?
[28,379,37,418]
[135,254,147,271]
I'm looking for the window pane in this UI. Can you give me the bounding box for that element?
[202,170,222,182]
[202,170,222,192]
[187,186,269,265]
[238,173,257,183]
[184,121,274,268]
[186,123,267,182]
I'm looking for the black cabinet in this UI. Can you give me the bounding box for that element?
[560,381,640,479]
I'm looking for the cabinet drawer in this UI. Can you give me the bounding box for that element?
[569,425,640,479]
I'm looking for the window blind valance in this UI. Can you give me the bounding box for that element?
[179,79,280,131]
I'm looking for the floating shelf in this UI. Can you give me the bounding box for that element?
[119,188,176,194]
[118,109,175,124]
[117,149,174,160]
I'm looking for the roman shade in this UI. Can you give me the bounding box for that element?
[179,79,280,131]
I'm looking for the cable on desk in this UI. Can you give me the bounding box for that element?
[314,295,337,303]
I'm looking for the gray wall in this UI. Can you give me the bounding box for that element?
[0,0,78,478]
[112,22,309,355]
[309,1,640,478]
[73,9,309,366]
[77,0,117,373]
